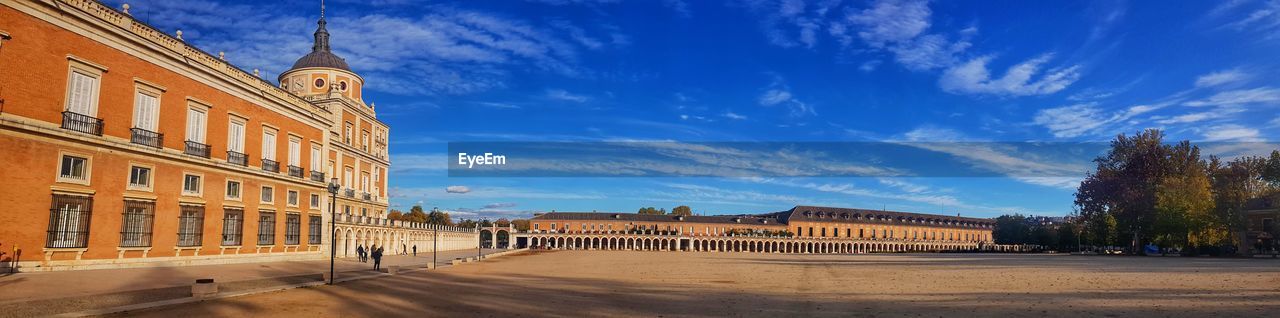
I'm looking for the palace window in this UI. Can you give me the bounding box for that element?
[221,208,244,246]
[288,137,301,168]
[258,211,276,245]
[177,205,204,247]
[262,128,277,161]
[226,180,242,200]
[182,174,202,196]
[65,69,101,117]
[310,144,323,172]
[308,215,322,244]
[127,165,152,190]
[119,200,155,247]
[46,194,93,248]
[58,154,90,183]
[261,186,274,203]
[185,107,207,143]
[131,89,159,133]
[310,194,321,209]
[285,213,301,245]
[287,190,299,207]
[228,119,246,153]
[314,78,325,88]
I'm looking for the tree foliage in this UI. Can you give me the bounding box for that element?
[1073,129,1280,254]
[671,205,693,216]
[637,207,666,215]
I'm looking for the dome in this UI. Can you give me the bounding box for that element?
[290,50,350,71]
[285,16,352,73]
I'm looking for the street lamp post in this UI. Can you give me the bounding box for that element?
[327,178,340,285]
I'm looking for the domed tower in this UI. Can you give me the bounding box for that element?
[277,6,366,104]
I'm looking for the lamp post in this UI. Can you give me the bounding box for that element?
[327,178,340,285]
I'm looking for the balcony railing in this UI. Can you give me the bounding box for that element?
[227,151,248,166]
[129,128,163,148]
[261,159,279,173]
[310,171,325,183]
[343,189,355,198]
[61,111,103,136]
[287,165,304,178]
[362,192,371,201]
[184,141,210,158]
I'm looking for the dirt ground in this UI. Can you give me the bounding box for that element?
[109,251,1280,317]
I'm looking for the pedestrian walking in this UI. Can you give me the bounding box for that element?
[372,246,383,271]
[413,245,417,256]
[356,245,366,263]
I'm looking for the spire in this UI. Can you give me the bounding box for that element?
[312,0,330,52]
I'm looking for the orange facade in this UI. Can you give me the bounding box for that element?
[0,0,336,268]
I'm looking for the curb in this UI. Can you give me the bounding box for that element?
[50,249,529,317]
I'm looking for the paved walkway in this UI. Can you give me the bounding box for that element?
[0,248,502,314]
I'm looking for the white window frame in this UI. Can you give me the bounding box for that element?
[227,117,246,153]
[287,136,301,167]
[131,84,162,132]
[261,185,274,203]
[225,179,242,201]
[310,193,321,210]
[181,172,203,196]
[56,151,92,185]
[126,163,154,191]
[287,189,299,207]
[261,127,278,161]
[185,105,208,143]
[310,143,323,172]
[65,56,105,117]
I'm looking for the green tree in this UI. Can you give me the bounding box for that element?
[1151,141,1215,250]
[426,208,453,226]
[672,205,693,216]
[993,214,1031,244]
[638,207,665,215]
[402,205,428,223]
[1265,150,1280,188]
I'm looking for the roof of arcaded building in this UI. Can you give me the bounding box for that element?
[531,212,780,225]
[531,205,995,229]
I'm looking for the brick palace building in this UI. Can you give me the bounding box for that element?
[518,205,1009,253]
[0,0,475,271]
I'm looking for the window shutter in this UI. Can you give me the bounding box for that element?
[67,72,98,115]
[288,140,301,166]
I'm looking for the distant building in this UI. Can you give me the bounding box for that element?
[518,205,1008,253]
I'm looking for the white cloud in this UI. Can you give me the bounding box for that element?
[545,89,590,102]
[112,1,611,96]
[1184,87,1280,107]
[887,34,970,71]
[445,185,472,194]
[1032,104,1108,138]
[939,54,1082,96]
[722,111,748,120]
[756,77,816,117]
[846,0,932,47]
[1032,103,1163,138]
[1202,124,1262,142]
[1270,117,1280,127]
[877,178,929,193]
[1194,69,1250,88]
[758,89,793,106]
[389,154,448,173]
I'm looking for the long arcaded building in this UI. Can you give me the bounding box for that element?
[519,206,1006,253]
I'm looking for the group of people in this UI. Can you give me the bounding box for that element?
[354,244,421,271]
[355,245,385,270]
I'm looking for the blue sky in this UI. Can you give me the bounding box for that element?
[103,0,1280,219]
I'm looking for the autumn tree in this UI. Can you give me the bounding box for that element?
[671,205,693,216]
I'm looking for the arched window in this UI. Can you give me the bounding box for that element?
[314,78,325,88]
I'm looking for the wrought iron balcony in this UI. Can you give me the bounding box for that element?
[61,111,103,136]
[184,141,210,158]
[309,171,325,182]
[227,151,248,166]
[129,128,163,148]
[261,159,279,173]
[287,165,304,178]
[361,192,371,201]
[343,188,355,198]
